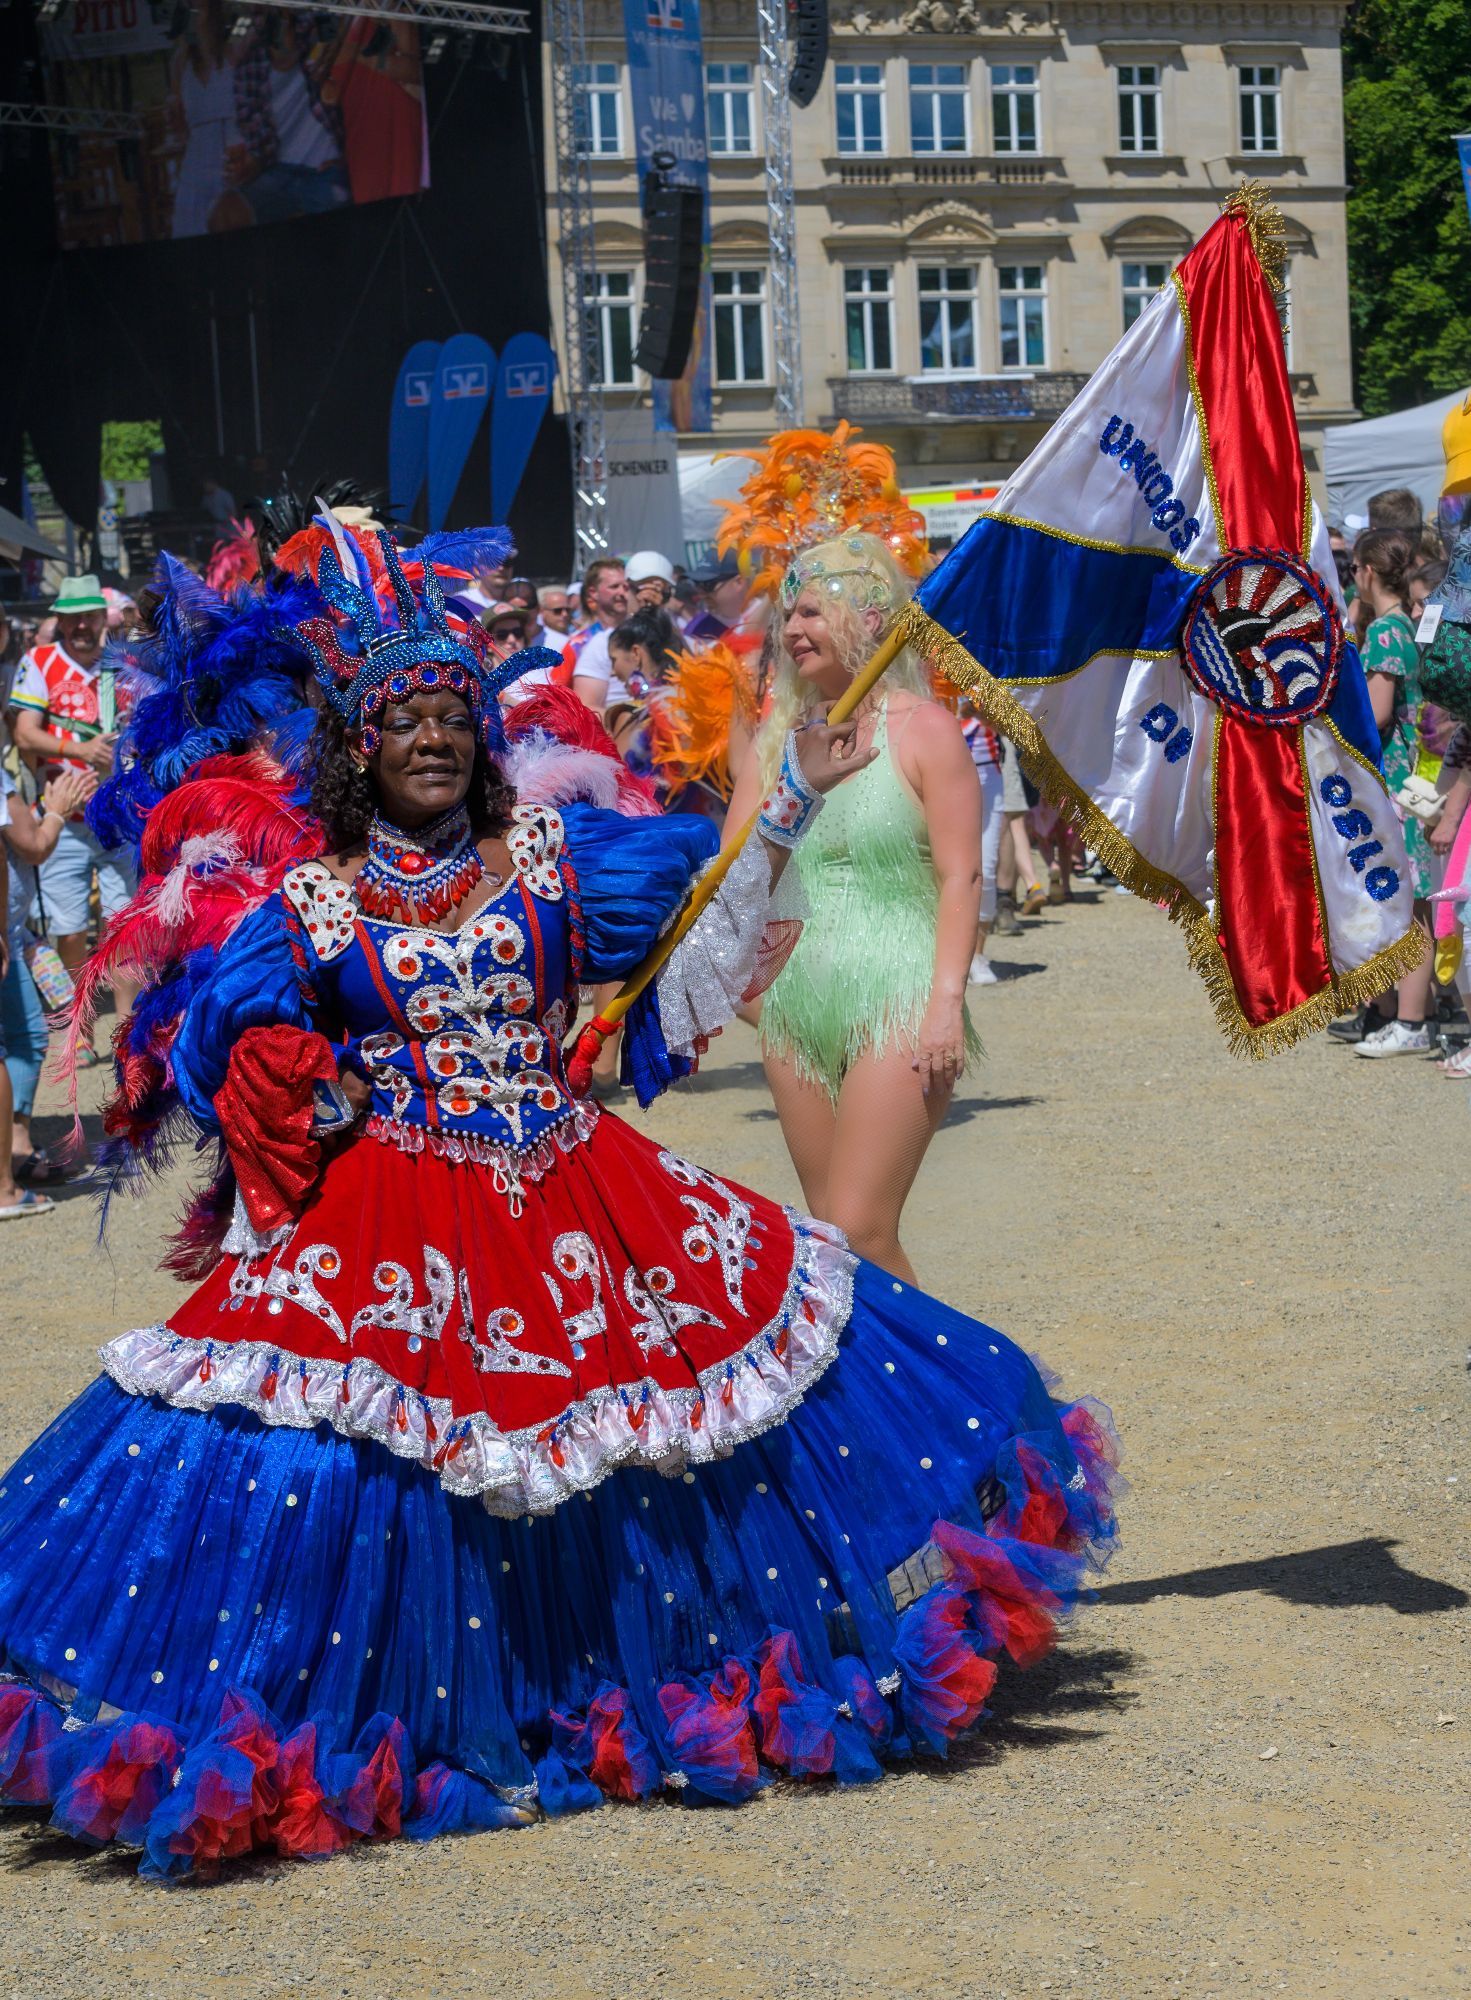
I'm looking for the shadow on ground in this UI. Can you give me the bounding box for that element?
[741,1095,1041,1128]
[936,1644,1140,1767]
[1095,1536,1467,1616]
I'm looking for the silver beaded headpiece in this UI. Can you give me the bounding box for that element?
[780,536,894,612]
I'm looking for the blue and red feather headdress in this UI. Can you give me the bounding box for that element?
[273,512,555,755]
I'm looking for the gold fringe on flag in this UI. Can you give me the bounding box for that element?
[1222,179,1287,293]
[900,599,1428,1058]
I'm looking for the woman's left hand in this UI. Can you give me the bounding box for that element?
[913,999,966,1096]
[317,1068,371,1153]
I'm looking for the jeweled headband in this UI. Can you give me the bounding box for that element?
[780,536,894,612]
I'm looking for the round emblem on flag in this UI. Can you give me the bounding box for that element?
[1182,548,1343,728]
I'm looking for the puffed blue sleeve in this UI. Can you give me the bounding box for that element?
[172,892,316,1131]
[559,803,719,982]
[560,804,721,1107]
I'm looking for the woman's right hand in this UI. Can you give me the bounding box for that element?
[794,716,878,795]
[1430,792,1467,855]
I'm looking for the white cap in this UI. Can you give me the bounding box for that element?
[626,549,676,586]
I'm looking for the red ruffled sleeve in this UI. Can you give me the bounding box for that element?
[213,1025,342,1233]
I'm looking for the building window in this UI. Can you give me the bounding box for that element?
[918,264,978,374]
[1116,63,1161,154]
[990,63,1039,154]
[713,268,768,383]
[586,271,636,385]
[706,61,756,155]
[573,62,623,157]
[1121,259,1170,331]
[844,267,895,373]
[1237,64,1281,155]
[835,62,886,156]
[998,263,1046,368]
[909,62,969,155]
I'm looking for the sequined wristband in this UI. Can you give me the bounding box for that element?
[757,731,825,849]
[311,1079,359,1133]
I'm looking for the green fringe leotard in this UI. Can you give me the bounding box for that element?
[760,704,981,1098]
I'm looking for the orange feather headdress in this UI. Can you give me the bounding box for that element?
[714,422,929,601]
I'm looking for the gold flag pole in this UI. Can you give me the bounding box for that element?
[565,619,911,1094]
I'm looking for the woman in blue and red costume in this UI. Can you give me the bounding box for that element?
[0,516,1119,1878]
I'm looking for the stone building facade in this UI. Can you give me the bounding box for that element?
[545,0,1354,524]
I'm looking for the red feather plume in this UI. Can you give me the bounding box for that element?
[504,686,661,815]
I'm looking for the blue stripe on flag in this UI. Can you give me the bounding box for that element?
[915,516,1199,681]
[1326,642,1383,771]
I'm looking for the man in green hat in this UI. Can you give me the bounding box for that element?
[7,574,139,1059]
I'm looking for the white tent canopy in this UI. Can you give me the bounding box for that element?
[1323,385,1469,527]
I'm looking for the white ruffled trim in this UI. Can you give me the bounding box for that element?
[221,1189,291,1262]
[98,1216,855,1519]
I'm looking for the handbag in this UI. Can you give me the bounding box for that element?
[24,938,74,1012]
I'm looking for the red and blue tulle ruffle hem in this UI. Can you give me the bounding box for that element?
[0,1263,1120,1878]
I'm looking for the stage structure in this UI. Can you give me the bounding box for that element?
[757,0,803,425]
[231,0,529,33]
[1,0,570,574]
[0,103,144,137]
[547,0,610,563]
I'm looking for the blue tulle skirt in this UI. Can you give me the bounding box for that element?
[0,1264,1119,1878]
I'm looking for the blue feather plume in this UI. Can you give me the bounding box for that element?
[88,563,319,859]
[414,527,516,577]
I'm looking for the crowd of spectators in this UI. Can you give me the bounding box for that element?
[1321,485,1470,1064]
[2,482,1464,1215]
[0,575,141,1216]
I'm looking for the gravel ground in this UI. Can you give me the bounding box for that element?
[0,886,1466,2000]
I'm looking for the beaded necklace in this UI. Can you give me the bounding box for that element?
[355,804,488,926]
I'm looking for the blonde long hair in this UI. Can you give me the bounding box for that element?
[756,533,930,788]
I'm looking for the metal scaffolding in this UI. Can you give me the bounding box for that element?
[757,0,803,425]
[546,0,609,563]
[0,101,143,137]
[231,0,529,33]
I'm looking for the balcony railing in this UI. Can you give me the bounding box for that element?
[830,373,1088,423]
[829,155,1068,189]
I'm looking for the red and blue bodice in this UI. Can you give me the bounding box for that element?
[280,808,581,1166]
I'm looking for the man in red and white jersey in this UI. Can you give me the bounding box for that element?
[7,575,139,1046]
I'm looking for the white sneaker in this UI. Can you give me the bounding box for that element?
[968,954,999,986]
[1355,1019,1433,1058]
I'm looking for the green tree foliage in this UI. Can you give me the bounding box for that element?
[99,420,164,484]
[1343,0,1471,415]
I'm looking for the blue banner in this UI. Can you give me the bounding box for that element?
[388,339,442,525]
[427,334,497,531]
[622,0,711,434]
[490,332,557,524]
[1458,135,1471,230]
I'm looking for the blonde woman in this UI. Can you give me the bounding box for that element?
[726,535,981,1281]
